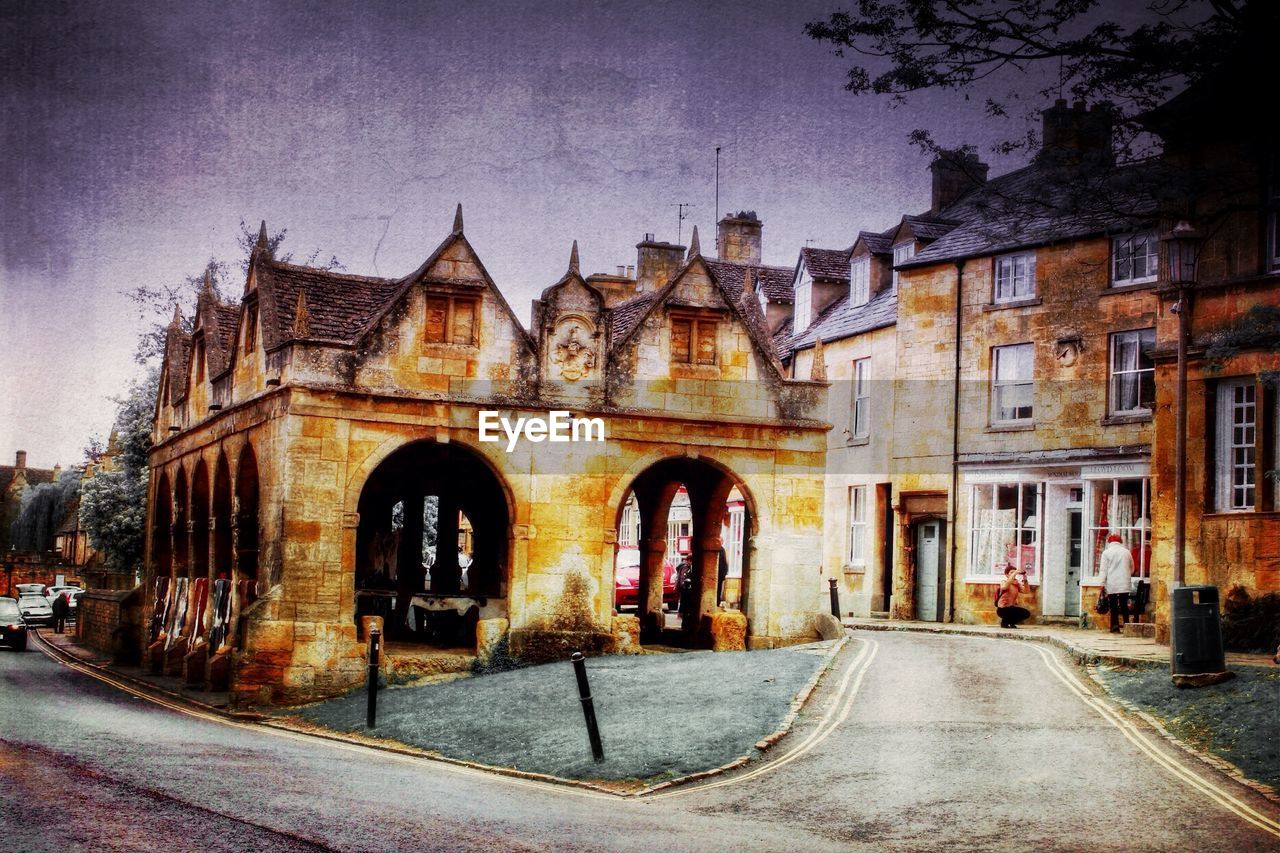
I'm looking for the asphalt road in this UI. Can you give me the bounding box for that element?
[1,631,1276,851]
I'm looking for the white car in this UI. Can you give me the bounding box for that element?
[44,585,83,609]
[17,593,53,625]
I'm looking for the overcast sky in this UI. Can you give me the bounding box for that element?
[0,0,1108,469]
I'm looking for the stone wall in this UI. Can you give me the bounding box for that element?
[78,588,142,664]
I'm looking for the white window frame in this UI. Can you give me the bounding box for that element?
[1083,478,1151,581]
[967,482,1041,581]
[1108,329,1156,416]
[851,358,871,439]
[794,270,812,332]
[848,485,868,566]
[994,251,1036,302]
[991,343,1034,424]
[850,256,870,306]
[1111,231,1159,286]
[891,241,914,289]
[1215,379,1257,511]
[757,286,769,317]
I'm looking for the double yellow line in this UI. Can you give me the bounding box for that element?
[1029,641,1280,838]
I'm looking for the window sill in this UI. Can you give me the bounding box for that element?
[1202,510,1280,520]
[984,297,1042,312]
[964,576,1040,587]
[844,435,871,447]
[1101,412,1152,426]
[986,422,1035,433]
[1105,279,1158,293]
[843,564,866,574]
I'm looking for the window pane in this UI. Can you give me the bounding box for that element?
[671,319,691,363]
[695,321,717,365]
[451,299,476,345]
[425,297,448,343]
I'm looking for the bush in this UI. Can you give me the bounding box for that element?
[1221,586,1280,654]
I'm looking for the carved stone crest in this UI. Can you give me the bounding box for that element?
[550,318,597,381]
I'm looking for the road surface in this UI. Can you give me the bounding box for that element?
[1,630,1274,851]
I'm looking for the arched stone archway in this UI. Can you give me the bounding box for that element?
[353,440,512,648]
[615,456,754,649]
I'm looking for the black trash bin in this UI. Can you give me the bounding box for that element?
[1170,585,1226,675]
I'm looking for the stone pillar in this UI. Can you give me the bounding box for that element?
[395,493,425,636]
[435,495,461,592]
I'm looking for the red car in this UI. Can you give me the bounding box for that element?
[614,548,679,610]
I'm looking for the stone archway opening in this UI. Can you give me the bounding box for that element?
[355,441,510,650]
[615,458,752,649]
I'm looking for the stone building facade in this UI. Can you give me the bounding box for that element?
[145,212,831,706]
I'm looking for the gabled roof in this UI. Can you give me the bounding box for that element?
[254,261,403,348]
[608,256,786,378]
[771,317,794,361]
[901,158,1160,269]
[789,285,898,351]
[854,228,896,256]
[702,259,794,303]
[0,465,55,495]
[799,246,852,282]
[610,292,658,339]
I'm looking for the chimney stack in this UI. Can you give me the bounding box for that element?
[930,150,989,213]
[635,236,687,292]
[717,211,763,264]
[15,450,26,470]
[1039,99,1114,166]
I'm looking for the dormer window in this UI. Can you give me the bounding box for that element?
[671,313,717,365]
[244,303,258,354]
[194,338,206,383]
[850,257,870,306]
[794,270,812,331]
[891,241,915,289]
[424,294,479,345]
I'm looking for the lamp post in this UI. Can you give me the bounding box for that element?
[1161,220,1201,589]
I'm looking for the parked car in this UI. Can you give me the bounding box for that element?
[614,547,679,610]
[14,583,46,597]
[17,593,53,625]
[0,597,28,650]
[44,585,82,610]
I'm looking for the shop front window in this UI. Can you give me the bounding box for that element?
[1085,478,1150,580]
[969,482,1039,580]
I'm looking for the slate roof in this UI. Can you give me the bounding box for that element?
[901,158,1160,269]
[900,214,961,242]
[771,317,794,361]
[856,228,895,255]
[702,259,795,304]
[800,247,852,282]
[788,284,898,351]
[0,464,55,495]
[610,292,659,339]
[256,261,403,345]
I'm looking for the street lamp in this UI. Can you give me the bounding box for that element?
[1161,220,1201,590]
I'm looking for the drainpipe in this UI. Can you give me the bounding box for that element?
[948,259,965,623]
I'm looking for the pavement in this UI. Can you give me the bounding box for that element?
[30,615,1275,794]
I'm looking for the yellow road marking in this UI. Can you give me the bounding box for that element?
[1026,641,1280,838]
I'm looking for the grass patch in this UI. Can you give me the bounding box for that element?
[1095,665,1280,791]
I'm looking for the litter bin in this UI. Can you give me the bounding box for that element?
[1170,585,1226,675]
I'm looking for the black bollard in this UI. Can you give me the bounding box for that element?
[571,652,604,762]
[366,628,381,728]
[828,577,841,619]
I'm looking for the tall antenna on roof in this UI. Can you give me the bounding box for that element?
[671,203,694,245]
[715,146,721,229]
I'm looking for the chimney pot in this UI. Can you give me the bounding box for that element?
[15,450,26,469]
[616,265,625,276]
[626,265,634,278]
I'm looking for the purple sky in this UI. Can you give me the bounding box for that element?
[1,0,1118,469]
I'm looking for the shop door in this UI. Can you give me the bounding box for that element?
[1064,508,1082,617]
[914,521,943,622]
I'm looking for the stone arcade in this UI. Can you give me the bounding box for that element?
[144,210,831,705]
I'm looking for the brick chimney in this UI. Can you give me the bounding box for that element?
[1040,99,1114,166]
[635,234,687,293]
[15,450,26,470]
[930,150,989,213]
[717,211,762,264]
